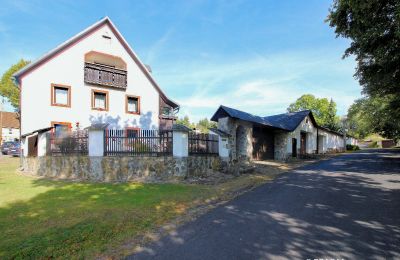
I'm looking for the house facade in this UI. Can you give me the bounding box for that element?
[13,17,178,141]
[0,111,20,144]
[211,105,345,161]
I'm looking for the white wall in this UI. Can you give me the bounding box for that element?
[285,115,318,154]
[2,127,19,142]
[318,129,345,153]
[20,23,161,135]
[346,137,358,146]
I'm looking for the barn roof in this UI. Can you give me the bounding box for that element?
[210,105,318,132]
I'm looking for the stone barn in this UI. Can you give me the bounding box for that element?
[211,105,345,161]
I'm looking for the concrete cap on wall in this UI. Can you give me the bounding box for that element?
[172,124,192,132]
[85,123,109,130]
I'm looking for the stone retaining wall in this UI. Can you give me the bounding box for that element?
[22,155,227,182]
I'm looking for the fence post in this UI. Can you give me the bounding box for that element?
[37,131,50,156]
[87,124,108,157]
[172,124,190,157]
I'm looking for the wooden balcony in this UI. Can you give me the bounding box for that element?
[84,62,127,89]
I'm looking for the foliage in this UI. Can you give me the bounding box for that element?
[176,116,217,133]
[346,144,360,151]
[196,118,217,133]
[287,94,340,130]
[176,115,196,129]
[347,95,400,140]
[328,0,400,140]
[0,59,30,109]
[368,141,379,148]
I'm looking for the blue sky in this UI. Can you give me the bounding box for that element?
[0,0,361,121]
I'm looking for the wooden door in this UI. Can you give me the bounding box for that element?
[300,132,307,155]
[292,138,297,157]
[252,127,274,160]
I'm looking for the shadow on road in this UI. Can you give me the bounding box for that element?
[131,149,400,259]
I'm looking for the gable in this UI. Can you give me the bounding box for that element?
[13,17,178,108]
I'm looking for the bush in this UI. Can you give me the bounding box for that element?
[346,144,360,151]
[367,141,379,148]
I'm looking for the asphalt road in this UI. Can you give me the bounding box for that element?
[129,149,400,259]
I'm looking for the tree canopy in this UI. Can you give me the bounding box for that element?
[0,59,30,109]
[347,95,400,140]
[287,94,340,130]
[176,116,217,133]
[328,0,400,140]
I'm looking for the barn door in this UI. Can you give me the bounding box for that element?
[27,135,38,157]
[300,132,307,155]
[292,138,297,157]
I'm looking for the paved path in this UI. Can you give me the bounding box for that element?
[129,149,400,259]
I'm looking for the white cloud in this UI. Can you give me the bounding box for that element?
[155,49,362,122]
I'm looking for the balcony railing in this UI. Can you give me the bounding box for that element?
[84,62,127,89]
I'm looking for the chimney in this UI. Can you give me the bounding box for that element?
[145,64,152,73]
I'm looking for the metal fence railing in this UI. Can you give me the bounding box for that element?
[50,130,88,155]
[104,129,173,156]
[188,132,218,155]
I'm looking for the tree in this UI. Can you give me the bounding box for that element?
[287,94,340,129]
[347,95,400,140]
[0,59,30,109]
[195,118,217,133]
[176,115,195,129]
[176,116,217,133]
[328,0,400,97]
[328,0,400,139]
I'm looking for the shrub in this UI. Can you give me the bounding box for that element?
[346,144,360,151]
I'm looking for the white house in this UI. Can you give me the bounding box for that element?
[0,111,20,144]
[211,105,345,161]
[13,17,179,145]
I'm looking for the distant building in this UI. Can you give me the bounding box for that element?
[0,111,20,143]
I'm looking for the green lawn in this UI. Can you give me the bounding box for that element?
[0,157,209,259]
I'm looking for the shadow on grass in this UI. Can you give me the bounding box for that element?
[0,177,205,259]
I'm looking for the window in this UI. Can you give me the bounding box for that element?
[51,84,71,107]
[92,89,109,111]
[125,95,140,114]
[8,128,12,134]
[162,106,172,116]
[126,127,139,138]
[51,122,71,138]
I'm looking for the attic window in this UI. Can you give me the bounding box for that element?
[306,118,309,123]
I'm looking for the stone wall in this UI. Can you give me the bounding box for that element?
[274,132,289,161]
[217,117,253,162]
[22,155,226,182]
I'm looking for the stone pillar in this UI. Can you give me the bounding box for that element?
[87,124,108,157]
[37,132,50,156]
[172,124,190,157]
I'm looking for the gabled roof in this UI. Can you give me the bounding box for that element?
[211,105,317,132]
[12,17,178,108]
[263,110,317,131]
[1,112,19,129]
